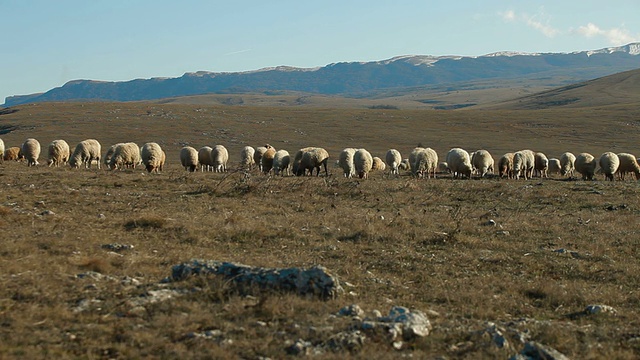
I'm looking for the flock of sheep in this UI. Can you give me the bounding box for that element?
[1,137,639,182]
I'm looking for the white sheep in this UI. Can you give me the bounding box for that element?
[354,148,373,179]
[4,147,22,161]
[413,148,438,179]
[534,152,549,178]
[547,158,561,176]
[47,139,70,167]
[615,153,640,180]
[575,153,597,180]
[240,146,255,170]
[408,147,423,176]
[385,149,402,176]
[599,152,619,181]
[372,156,386,172]
[21,138,41,167]
[471,149,494,178]
[560,152,576,177]
[497,153,514,179]
[69,139,101,169]
[437,161,450,174]
[254,146,267,172]
[109,142,141,170]
[180,146,199,172]
[446,148,472,179]
[398,158,410,172]
[211,144,229,172]
[296,147,329,176]
[512,150,535,179]
[104,143,122,167]
[198,146,214,172]
[261,144,276,174]
[272,149,291,176]
[0,138,4,163]
[141,142,164,173]
[339,148,357,178]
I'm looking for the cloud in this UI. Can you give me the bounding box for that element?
[499,9,559,38]
[224,49,252,56]
[526,17,559,38]
[499,10,516,22]
[574,23,637,45]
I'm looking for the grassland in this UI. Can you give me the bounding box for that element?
[1,101,640,358]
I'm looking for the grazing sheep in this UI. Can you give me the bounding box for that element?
[4,146,22,161]
[560,152,576,177]
[512,150,535,180]
[534,152,549,178]
[408,147,423,176]
[497,153,514,179]
[414,148,439,178]
[292,147,314,176]
[47,139,70,167]
[240,146,255,170]
[471,149,494,178]
[446,148,473,179]
[261,144,276,174]
[372,156,386,172]
[437,161,450,174]
[254,146,267,172]
[398,158,410,171]
[616,153,640,180]
[354,148,373,179]
[599,152,619,181]
[272,149,291,176]
[296,147,330,176]
[0,138,4,163]
[211,144,229,172]
[180,146,199,172]
[69,139,101,169]
[21,138,41,166]
[339,148,357,178]
[548,158,561,176]
[104,143,122,167]
[385,149,402,176]
[198,146,214,172]
[141,142,164,173]
[575,153,597,180]
[109,142,141,170]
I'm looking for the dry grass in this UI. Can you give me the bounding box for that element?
[0,101,640,358]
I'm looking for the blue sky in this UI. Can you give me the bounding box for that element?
[1,0,639,104]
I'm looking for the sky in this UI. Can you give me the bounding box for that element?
[1,0,639,104]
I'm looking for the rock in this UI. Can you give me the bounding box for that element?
[166,259,344,300]
[338,304,365,317]
[381,306,432,339]
[481,322,509,349]
[496,230,510,236]
[286,339,313,355]
[584,304,617,315]
[510,341,569,360]
[324,330,366,352]
[101,243,134,252]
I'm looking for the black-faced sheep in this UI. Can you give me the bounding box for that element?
[354,148,373,179]
[70,139,101,169]
[47,139,70,167]
[575,153,597,180]
[599,152,619,181]
[21,138,41,166]
[446,148,472,179]
[141,142,164,173]
[180,146,198,172]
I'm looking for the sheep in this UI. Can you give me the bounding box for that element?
[103,143,122,167]
[548,158,561,176]
[240,146,255,170]
[385,149,402,176]
[296,147,330,176]
[414,148,438,178]
[534,152,549,178]
[615,153,640,180]
[575,153,597,180]
[292,147,314,176]
[108,142,141,170]
[398,158,410,171]
[437,161,450,174]
[21,138,41,166]
[354,148,373,179]
[471,149,494,178]
[69,139,101,169]
[272,149,291,176]
[446,148,472,179]
[211,144,229,172]
[372,156,386,172]
[4,147,22,161]
[408,147,423,176]
[497,153,514,179]
[141,142,164,173]
[261,144,276,174]
[198,146,214,172]
[512,150,535,179]
[180,146,199,172]
[47,139,70,167]
[339,148,357,178]
[598,152,619,181]
[254,146,267,172]
[0,138,4,163]
[560,152,576,177]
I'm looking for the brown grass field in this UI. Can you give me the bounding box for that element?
[1,99,640,359]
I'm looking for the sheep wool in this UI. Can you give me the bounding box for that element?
[47,139,70,167]
[385,149,402,176]
[615,153,640,180]
[70,139,101,169]
[109,142,141,170]
[534,152,549,178]
[471,149,494,178]
[498,153,514,179]
[180,146,199,172]
[560,152,576,177]
[21,138,41,167]
[198,146,214,172]
[547,158,561,176]
[575,153,597,180]
[272,149,291,176]
[339,148,357,178]
[141,142,164,173]
[211,144,229,172]
[354,148,373,179]
[240,146,255,169]
[446,148,472,179]
[598,152,619,181]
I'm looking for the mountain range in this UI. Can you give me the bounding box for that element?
[4,43,640,107]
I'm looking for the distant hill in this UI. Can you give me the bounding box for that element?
[477,67,640,110]
[4,43,640,107]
